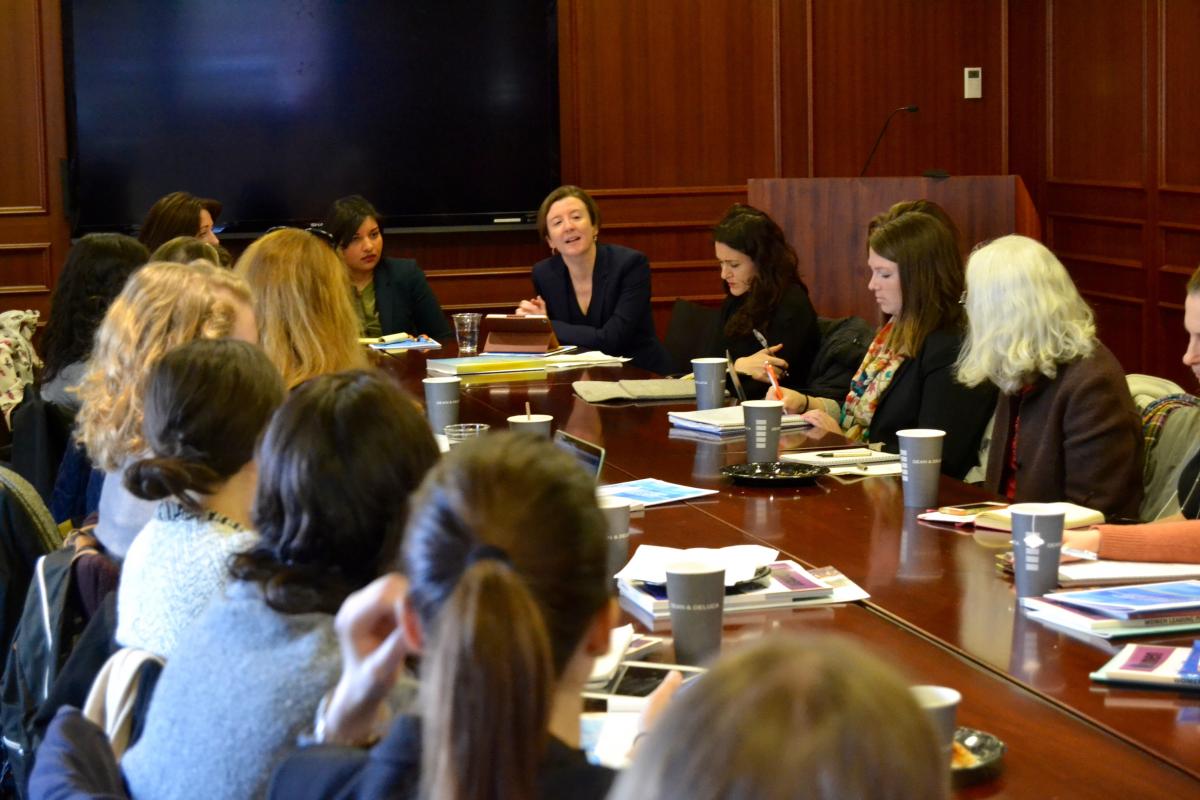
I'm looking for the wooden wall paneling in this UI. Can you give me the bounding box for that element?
[1007,0,1048,222]
[1039,0,1158,376]
[749,176,1029,324]
[0,243,54,321]
[1087,294,1145,370]
[1047,0,1147,185]
[809,0,1006,178]
[1048,214,1143,262]
[560,0,779,189]
[1042,183,1147,220]
[0,0,70,325]
[0,1,48,213]
[1159,0,1200,190]
[1161,226,1200,281]
[1158,222,1200,385]
[0,244,53,292]
[778,0,810,177]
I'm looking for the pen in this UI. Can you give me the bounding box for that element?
[1061,546,1098,561]
[752,328,769,349]
[764,362,784,401]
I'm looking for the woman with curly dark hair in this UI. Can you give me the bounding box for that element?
[39,233,148,409]
[713,204,820,397]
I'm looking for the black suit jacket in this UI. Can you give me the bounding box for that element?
[720,283,820,397]
[870,328,997,480]
[268,714,613,800]
[531,243,672,373]
[373,258,452,341]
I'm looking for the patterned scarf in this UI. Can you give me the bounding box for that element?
[840,321,908,442]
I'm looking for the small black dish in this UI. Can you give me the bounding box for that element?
[720,461,829,486]
[951,727,1005,787]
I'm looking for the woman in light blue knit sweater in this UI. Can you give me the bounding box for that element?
[122,370,440,800]
[116,338,284,658]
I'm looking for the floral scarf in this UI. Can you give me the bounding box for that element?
[840,321,907,442]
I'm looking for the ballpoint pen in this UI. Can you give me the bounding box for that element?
[752,328,769,349]
[764,362,784,401]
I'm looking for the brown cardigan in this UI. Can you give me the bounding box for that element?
[1095,521,1200,563]
[984,343,1143,520]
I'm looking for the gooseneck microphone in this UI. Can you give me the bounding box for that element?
[858,105,919,177]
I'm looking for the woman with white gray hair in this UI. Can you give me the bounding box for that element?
[956,235,1142,519]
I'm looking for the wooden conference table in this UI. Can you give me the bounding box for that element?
[380,349,1200,797]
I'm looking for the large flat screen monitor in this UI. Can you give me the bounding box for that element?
[63,1,560,235]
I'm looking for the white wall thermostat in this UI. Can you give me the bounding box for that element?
[964,67,982,99]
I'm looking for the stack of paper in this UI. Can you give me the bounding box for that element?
[613,545,867,629]
[362,333,442,351]
[999,553,1200,587]
[1091,642,1200,690]
[668,406,810,436]
[597,479,718,508]
[1023,580,1200,638]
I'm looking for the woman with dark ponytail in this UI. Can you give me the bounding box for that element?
[116,338,283,657]
[122,370,440,800]
[270,432,621,800]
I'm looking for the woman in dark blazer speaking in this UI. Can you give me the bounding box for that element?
[516,186,671,373]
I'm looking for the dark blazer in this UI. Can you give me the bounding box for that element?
[720,283,820,397]
[373,258,452,341]
[268,714,614,800]
[871,328,997,480]
[532,243,672,373]
[984,342,1143,519]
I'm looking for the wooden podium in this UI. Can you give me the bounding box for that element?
[748,176,1040,324]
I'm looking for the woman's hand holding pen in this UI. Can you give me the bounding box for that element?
[734,343,787,383]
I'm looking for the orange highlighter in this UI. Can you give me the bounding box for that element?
[764,362,784,401]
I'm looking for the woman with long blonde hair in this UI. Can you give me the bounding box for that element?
[235,228,368,388]
[75,259,258,558]
[956,235,1142,518]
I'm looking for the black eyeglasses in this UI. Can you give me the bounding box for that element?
[264,224,338,250]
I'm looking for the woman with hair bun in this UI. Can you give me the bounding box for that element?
[271,432,620,800]
[116,338,284,657]
[122,370,439,800]
[956,234,1142,518]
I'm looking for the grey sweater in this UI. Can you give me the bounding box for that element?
[95,460,157,560]
[122,581,340,800]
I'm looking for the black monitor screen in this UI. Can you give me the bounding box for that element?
[63,1,560,234]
